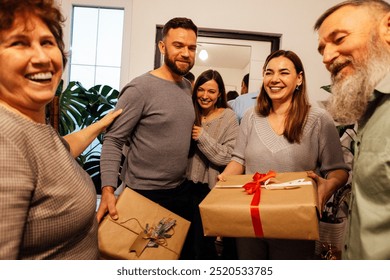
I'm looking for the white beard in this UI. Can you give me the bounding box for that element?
[327,34,390,125]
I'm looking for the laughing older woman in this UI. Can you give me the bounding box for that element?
[0,0,120,259]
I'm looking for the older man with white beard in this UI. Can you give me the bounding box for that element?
[315,0,390,260]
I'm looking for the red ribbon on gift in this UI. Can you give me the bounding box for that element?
[242,171,276,237]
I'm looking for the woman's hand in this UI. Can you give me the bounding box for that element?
[307,171,328,215]
[97,109,123,133]
[192,125,203,141]
[217,161,245,182]
[217,173,226,182]
[63,109,122,158]
[307,170,348,217]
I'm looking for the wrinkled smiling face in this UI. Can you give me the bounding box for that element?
[317,6,374,83]
[318,5,390,124]
[161,28,197,76]
[0,13,63,117]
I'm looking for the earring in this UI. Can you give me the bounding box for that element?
[296,85,300,91]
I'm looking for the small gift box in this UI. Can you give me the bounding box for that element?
[199,171,320,240]
[98,187,191,260]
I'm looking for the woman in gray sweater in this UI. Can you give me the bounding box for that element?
[186,69,239,259]
[219,50,350,259]
[0,0,120,259]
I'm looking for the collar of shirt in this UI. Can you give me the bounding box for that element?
[375,71,390,95]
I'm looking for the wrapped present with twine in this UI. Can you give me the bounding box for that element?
[199,171,320,240]
[98,187,190,260]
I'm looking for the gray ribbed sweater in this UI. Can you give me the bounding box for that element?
[186,108,239,188]
[232,107,350,176]
[100,73,195,190]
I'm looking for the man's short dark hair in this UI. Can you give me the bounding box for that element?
[243,73,249,87]
[227,90,239,101]
[162,17,198,39]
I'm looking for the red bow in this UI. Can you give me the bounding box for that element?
[242,171,276,194]
[242,171,276,237]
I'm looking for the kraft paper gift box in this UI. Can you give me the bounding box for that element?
[98,187,190,260]
[199,171,320,240]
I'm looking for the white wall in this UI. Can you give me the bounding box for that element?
[127,0,346,107]
[59,0,348,106]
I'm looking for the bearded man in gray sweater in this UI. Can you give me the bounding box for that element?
[96,18,198,258]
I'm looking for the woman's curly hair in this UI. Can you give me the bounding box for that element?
[0,0,67,66]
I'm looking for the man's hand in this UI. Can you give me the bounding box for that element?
[96,186,119,223]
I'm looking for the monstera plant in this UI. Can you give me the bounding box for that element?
[52,80,119,193]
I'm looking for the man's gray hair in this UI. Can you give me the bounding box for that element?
[314,0,390,30]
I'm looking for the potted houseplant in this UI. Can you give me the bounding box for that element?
[315,85,357,259]
[50,80,119,193]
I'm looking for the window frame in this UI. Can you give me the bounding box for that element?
[58,0,132,90]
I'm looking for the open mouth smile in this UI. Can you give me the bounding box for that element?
[25,72,53,83]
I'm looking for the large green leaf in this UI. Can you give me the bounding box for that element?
[56,81,119,135]
[55,81,119,192]
[57,81,90,135]
[321,85,332,93]
[79,85,119,135]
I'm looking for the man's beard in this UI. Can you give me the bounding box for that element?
[327,34,390,124]
[164,49,194,76]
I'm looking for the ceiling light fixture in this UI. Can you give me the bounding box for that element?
[199,49,208,61]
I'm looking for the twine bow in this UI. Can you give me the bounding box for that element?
[110,217,177,257]
[144,217,176,248]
